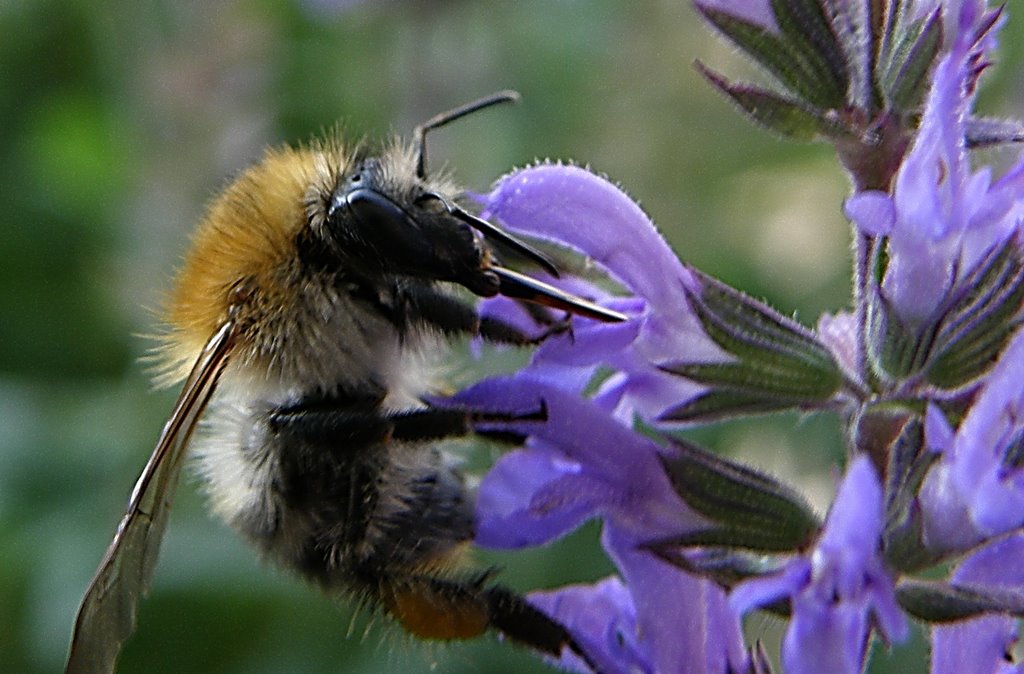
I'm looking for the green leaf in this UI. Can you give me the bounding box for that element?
[656,436,821,552]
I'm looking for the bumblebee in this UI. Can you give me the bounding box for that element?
[65,91,624,673]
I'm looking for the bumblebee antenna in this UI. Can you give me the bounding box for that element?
[414,90,520,179]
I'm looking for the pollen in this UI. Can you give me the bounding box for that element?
[386,585,490,641]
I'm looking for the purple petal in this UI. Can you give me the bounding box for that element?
[529,577,651,674]
[844,191,896,236]
[953,532,1024,586]
[730,559,811,616]
[925,403,955,453]
[528,309,643,367]
[481,164,725,425]
[816,311,860,382]
[451,377,702,544]
[879,3,1016,325]
[593,367,706,424]
[818,455,882,563]
[604,526,748,674]
[931,534,1024,674]
[783,599,866,674]
[483,164,694,312]
[816,457,908,642]
[454,375,746,672]
[921,330,1024,553]
[474,447,607,549]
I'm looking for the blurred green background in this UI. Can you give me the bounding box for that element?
[3,1,1024,672]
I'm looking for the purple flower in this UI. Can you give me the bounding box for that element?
[479,163,726,423]
[843,4,1018,325]
[449,378,748,673]
[528,549,746,674]
[931,534,1024,674]
[445,2,1024,673]
[920,330,1024,553]
[457,378,697,548]
[730,457,907,674]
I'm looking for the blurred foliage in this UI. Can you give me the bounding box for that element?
[2,0,1023,672]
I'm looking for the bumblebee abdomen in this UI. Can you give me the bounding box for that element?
[194,386,476,586]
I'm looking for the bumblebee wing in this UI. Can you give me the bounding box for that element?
[65,320,237,674]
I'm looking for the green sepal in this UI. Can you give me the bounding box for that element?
[965,117,1024,149]
[665,360,842,400]
[656,436,821,552]
[879,415,942,572]
[865,285,920,382]
[749,641,776,674]
[645,543,787,594]
[658,389,811,424]
[688,268,840,371]
[697,63,844,140]
[1000,428,1024,473]
[695,4,843,109]
[878,8,942,112]
[769,0,849,107]
[897,579,1024,623]
[924,240,1024,390]
[659,267,843,421]
[866,239,1024,389]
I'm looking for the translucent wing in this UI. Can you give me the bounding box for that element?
[65,321,238,674]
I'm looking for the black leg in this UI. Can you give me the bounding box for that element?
[372,570,599,671]
[271,403,472,445]
[404,281,571,345]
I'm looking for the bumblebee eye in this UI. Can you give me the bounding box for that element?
[326,162,377,221]
[325,170,471,280]
[414,192,450,216]
[418,191,560,278]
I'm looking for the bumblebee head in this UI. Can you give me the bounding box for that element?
[323,153,504,297]
[314,91,626,323]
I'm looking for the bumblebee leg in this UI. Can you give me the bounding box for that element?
[375,572,597,670]
[378,574,490,641]
[269,390,470,444]
[479,314,572,346]
[274,403,548,447]
[404,282,570,345]
[484,584,598,670]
